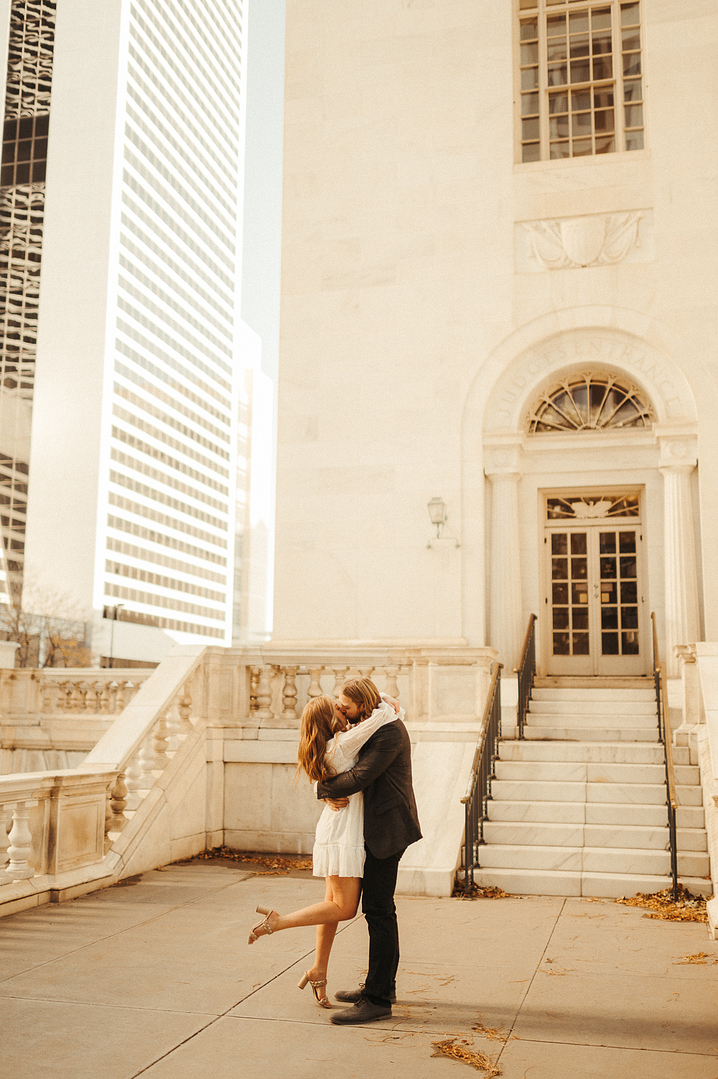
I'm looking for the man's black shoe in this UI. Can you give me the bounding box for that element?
[334,986,396,1004]
[330,999,392,1025]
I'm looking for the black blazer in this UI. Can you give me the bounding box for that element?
[316,718,422,860]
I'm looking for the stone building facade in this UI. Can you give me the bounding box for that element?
[273,0,717,680]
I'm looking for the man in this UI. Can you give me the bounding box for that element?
[317,676,422,1025]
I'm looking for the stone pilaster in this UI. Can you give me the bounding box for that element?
[485,438,524,671]
[658,432,700,678]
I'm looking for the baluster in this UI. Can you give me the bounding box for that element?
[165,702,182,751]
[110,772,128,832]
[125,752,143,810]
[6,801,37,880]
[177,687,193,735]
[383,666,400,699]
[108,681,119,713]
[138,736,156,788]
[0,804,11,884]
[307,666,324,700]
[360,666,375,680]
[60,680,72,711]
[249,667,260,712]
[153,711,170,769]
[281,666,299,721]
[104,784,114,849]
[345,667,362,680]
[89,681,102,713]
[115,681,128,713]
[332,668,348,696]
[254,666,272,719]
[69,681,83,711]
[78,681,90,711]
[99,680,111,714]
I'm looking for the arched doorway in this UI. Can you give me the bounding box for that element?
[470,324,700,677]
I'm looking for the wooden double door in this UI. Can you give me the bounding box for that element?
[545,520,647,676]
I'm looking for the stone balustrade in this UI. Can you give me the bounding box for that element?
[0,769,117,890]
[0,668,156,776]
[237,640,495,730]
[692,644,718,939]
[0,639,497,911]
[0,667,153,717]
[0,646,206,903]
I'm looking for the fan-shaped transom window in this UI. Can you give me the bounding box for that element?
[528,373,653,434]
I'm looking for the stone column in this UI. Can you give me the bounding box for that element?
[659,434,700,678]
[486,441,523,670]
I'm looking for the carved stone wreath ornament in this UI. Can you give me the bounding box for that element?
[523,211,643,270]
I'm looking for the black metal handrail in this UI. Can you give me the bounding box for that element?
[461,662,503,893]
[651,612,679,900]
[514,614,537,739]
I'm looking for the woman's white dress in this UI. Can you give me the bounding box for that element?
[312,701,401,879]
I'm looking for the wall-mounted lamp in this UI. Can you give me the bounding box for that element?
[427,497,459,548]
[427,496,447,538]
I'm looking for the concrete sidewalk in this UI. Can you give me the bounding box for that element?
[1,863,717,1079]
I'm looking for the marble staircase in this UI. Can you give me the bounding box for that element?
[475,681,711,897]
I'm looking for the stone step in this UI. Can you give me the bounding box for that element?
[534,677,655,690]
[483,820,707,852]
[526,711,657,727]
[493,760,700,786]
[476,843,710,878]
[498,740,690,765]
[532,687,657,702]
[529,698,657,715]
[491,779,702,806]
[471,866,713,899]
[524,725,659,742]
[486,799,705,829]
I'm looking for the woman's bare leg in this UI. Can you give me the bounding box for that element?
[300,876,349,992]
[314,922,338,973]
[252,876,360,946]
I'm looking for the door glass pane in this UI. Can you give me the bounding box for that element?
[619,531,636,552]
[600,529,640,657]
[570,533,586,554]
[551,533,567,555]
[550,531,591,657]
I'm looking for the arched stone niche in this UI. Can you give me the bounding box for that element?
[461,320,699,675]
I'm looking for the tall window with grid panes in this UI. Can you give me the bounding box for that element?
[518,0,644,162]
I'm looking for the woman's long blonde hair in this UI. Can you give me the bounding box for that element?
[297,695,344,783]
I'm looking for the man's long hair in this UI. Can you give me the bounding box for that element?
[297,695,344,783]
[341,677,381,720]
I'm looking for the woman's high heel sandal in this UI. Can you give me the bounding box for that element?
[248,905,277,944]
[298,971,331,1009]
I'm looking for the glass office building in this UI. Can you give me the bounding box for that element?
[5,0,251,662]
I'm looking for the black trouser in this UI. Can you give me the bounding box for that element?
[361,846,403,1008]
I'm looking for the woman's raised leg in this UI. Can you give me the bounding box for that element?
[249,875,360,943]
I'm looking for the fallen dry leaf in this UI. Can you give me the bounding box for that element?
[179,846,313,872]
[472,1018,513,1043]
[454,883,524,900]
[675,952,718,965]
[616,886,708,923]
[431,1038,501,1076]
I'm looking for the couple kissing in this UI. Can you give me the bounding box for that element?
[248,676,422,1025]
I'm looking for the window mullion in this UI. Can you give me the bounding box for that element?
[613,2,623,151]
[539,6,549,160]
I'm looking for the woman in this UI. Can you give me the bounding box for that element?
[247,687,400,1009]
